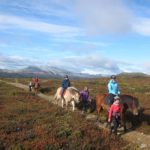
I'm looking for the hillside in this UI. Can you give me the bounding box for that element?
[118,72,150,78]
[0,66,100,78]
[0,81,136,150]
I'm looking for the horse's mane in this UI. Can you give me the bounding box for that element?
[120,94,139,107]
[67,87,79,94]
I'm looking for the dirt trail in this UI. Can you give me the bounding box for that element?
[1,80,150,149]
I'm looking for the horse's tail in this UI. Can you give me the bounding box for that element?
[53,93,58,104]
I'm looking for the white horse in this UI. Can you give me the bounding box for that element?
[54,87,80,111]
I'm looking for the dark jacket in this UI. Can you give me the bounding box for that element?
[61,79,71,89]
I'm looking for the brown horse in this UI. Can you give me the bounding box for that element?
[96,94,139,132]
[32,82,40,94]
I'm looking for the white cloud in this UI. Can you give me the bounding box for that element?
[133,17,150,36]
[0,14,80,37]
[47,55,122,75]
[54,38,107,47]
[0,0,74,19]
[75,0,134,35]
[1,53,150,75]
[0,54,41,69]
[143,62,150,74]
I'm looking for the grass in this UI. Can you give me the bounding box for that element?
[0,81,142,150]
[13,76,150,134]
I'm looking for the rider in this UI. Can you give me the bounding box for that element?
[35,76,40,82]
[108,95,121,135]
[34,76,40,86]
[61,75,71,98]
[107,75,120,106]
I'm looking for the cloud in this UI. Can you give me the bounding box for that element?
[0,0,73,19]
[1,53,150,75]
[133,17,150,36]
[75,0,134,35]
[0,14,80,37]
[47,55,122,75]
[0,54,41,69]
[47,55,150,75]
[74,0,150,36]
[143,62,150,74]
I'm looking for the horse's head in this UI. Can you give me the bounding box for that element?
[127,95,139,116]
[131,96,140,116]
[121,95,139,116]
[132,105,139,116]
[73,92,80,103]
[68,87,80,103]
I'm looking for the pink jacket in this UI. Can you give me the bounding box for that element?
[108,103,121,121]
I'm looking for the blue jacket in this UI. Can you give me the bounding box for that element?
[108,79,120,95]
[61,79,71,89]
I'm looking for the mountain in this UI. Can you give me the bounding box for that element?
[0,67,149,78]
[118,72,150,78]
[0,66,100,78]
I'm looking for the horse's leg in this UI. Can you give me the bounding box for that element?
[65,100,68,110]
[121,107,127,133]
[97,106,102,122]
[122,119,127,133]
[61,98,64,108]
[53,94,57,104]
[33,88,36,95]
[71,101,75,111]
[35,88,37,94]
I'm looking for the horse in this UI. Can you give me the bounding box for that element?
[54,87,80,111]
[96,94,139,133]
[31,82,40,94]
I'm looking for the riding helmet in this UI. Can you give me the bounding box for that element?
[111,75,116,79]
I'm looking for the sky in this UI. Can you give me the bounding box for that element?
[0,0,150,75]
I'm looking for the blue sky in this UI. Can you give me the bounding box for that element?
[0,0,150,75]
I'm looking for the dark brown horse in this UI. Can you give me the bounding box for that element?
[96,94,139,132]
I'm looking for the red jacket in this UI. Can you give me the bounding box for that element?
[108,103,121,121]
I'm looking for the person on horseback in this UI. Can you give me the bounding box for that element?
[34,76,40,86]
[61,75,71,98]
[108,95,121,135]
[107,75,120,106]
[35,76,40,82]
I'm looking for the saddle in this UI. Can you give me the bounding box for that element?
[59,89,67,96]
[104,95,110,105]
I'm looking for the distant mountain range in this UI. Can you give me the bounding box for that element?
[118,72,150,78]
[0,66,101,78]
[0,66,149,78]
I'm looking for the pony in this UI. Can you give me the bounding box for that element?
[96,94,139,132]
[31,82,40,94]
[54,87,80,111]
